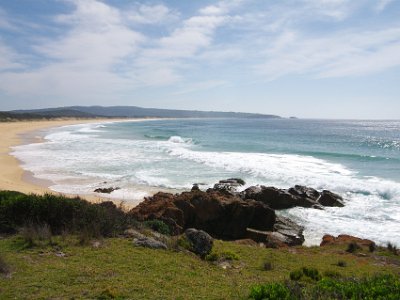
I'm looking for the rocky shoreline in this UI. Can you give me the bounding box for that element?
[129,179,345,248]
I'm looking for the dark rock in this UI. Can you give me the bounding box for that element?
[133,237,167,250]
[212,178,242,195]
[246,216,304,247]
[242,186,316,209]
[94,187,120,194]
[242,185,343,209]
[273,216,305,246]
[191,184,200,191]
[185,228,213,258]
[318,190,344,207]
[288,185,320,201]
[130,189,276,240]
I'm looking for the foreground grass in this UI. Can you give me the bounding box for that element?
[1,235,399,299]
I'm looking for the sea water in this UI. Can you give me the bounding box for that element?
[12,118,400,245]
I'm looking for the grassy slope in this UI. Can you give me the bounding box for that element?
[1,235,399,299]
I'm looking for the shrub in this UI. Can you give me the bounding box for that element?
[387,242,398,255]
[0,191,136,238]
[346,241,361,253]
[19,223,53,248]
[289,269,303,281]
[263,261,273,271]
[143,220,170,235]
[205,250,239,262]
[290,267,321,281]
[369,242,377,252]
[323,270,342,279]
[337,260,347,267]
[249,283,291,300]
[0,255,10,277]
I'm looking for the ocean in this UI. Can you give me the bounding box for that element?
[12,118,400,246]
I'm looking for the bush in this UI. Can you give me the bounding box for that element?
[387,242,398,255]
[0,191,135,238]
[0,255,10,277]
[250,274,400,299]
[346,242,361,253]
[143,220,171,235]
[19,223,53,248]
[263,261,273,271]
[205,250,239,262]
[337,260,347,267]
[290,267,321,282]
[249,283,291,300]
[369,243,376,252]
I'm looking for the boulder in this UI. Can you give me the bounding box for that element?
[133,237,167,250]
[123,228,146,239]
[185,228,213,258]
[288,185,320,201]
[318,190,344,207]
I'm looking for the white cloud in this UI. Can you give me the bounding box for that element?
[376,0,395,11]
[255,27,400,79]
[0,41,23,71]
[126,4,178,24]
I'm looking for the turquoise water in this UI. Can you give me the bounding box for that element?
[13,118,400,245]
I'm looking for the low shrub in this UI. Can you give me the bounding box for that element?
[263,261,273,271]
[0,254,10,277]
[387,242,398,255]
[249,283,291,300]
[346,241,361,253]
[143,220,171,235]
[290,267,321,282]
[0,191,136,238]
[205,250,239,262]
[369,242,376,252]
[250,274,400,299]
[19,223,53,248]
[337,260,347,267]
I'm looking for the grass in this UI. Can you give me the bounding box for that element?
[0,235,399,299]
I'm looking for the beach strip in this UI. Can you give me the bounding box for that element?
[0,119,138,205]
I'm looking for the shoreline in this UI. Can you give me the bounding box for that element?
[0,118,157,208]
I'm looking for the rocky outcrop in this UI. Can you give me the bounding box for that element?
[241,185,343,210]
[130,189,276,240]
[320,234,374,247]
[185,228,213,258]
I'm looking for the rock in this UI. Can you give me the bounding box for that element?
[123,228,146,239]
[133,237,167,250]
[246,216,304,248]
[320,234,374,247]
[130,189,276,240]
[94,187,120,194]
[318,190,344,207]
[288,185,320,201]
[212,178,244,195]
[273,216,305,246]
[242,185,343,209]
[242,186,316,209]
[185,228,213,258]
[191,184,200,191]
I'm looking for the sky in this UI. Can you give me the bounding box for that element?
[0,0,399,119]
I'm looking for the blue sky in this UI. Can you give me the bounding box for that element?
[0,0,399,118]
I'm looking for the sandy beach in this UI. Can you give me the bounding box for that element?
[0,118,140,206]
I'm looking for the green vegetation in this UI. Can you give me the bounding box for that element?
[0,190,399,299]
[143,220,171,235]
[0,190,135,237]
[249,274,400,299]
